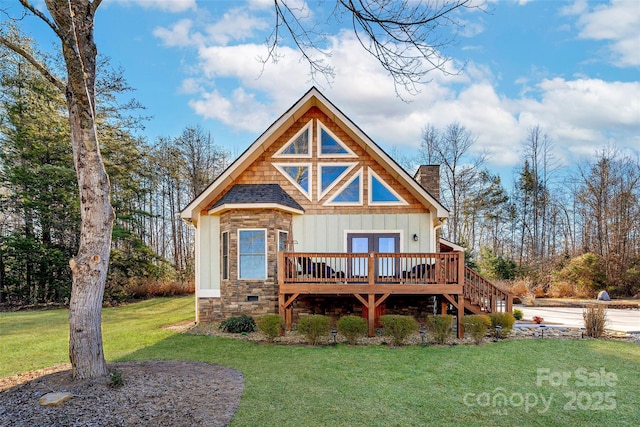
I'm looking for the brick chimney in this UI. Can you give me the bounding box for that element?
[414,165,440,200]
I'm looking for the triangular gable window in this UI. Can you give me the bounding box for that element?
[274,163,312,200]
[318,163,357,199]
[368,168,408,206]
[317,121,356,158]
[326,168,362,205]
[273,121,312,158]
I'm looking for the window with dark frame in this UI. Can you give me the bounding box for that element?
[222,231,229,280]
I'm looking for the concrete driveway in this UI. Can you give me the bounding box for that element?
[518,305,640,333]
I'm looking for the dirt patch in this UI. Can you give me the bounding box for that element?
[0,361,243,427]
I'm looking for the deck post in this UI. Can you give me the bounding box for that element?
[368,293,375,337]
[278,293,285,335]
[506,294,513,313]
[457,295,464,339]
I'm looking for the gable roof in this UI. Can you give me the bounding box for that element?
[181,87,449,224]
[209,184,304,214]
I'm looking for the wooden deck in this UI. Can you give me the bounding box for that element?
[277,251,513,338]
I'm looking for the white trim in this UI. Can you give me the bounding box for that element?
[343,229,405,252]
[317,120,357,158]
[209,203,304,215]
[439,237,466,252]
[325,167,363,206]
[273,163,313,201]
[317,162,358,200]
[237,228,268,280]
[198,289,221,298]
[272,120,312,158]
[368,167,408,206]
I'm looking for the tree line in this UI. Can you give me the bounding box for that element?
[405,122,640,298]
[0,36,231,306]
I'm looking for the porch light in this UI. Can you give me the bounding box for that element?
[494,325,502,341]
[412,234,419,242]
[331,329,338,345]
[540,324,547,339]
[419,329,426,347]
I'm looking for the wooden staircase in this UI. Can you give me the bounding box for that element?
[463,266,513,314]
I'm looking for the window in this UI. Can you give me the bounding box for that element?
[273,121,312,157]
[221,231,229,280]
[317,121,356,157]
[273,163,312,200]
[326,168,363,205]
[238,229,266,279]
[368,168,407,205]
[278,230,289,252]
[317,163,357,199]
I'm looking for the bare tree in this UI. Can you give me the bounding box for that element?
[420,122,485,245]
[1,0,110,379]
[268,0,480,94]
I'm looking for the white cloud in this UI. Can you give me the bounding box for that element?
[188,88,272,131]
[204,8,270,46]
[153,19,197,47]
[152,1,639,172]
[566,0,640,67]
[111,0,196,13]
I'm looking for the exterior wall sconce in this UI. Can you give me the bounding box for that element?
[412,234,419,242]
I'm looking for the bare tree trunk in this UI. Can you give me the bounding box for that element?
[45,0,112,380]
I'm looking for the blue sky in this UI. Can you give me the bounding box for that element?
[11,0,640,175]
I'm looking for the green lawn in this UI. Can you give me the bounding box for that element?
[1,297,639,427]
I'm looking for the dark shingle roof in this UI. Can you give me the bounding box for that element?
[212,184,304,212]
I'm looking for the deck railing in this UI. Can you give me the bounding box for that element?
[463,267,513,313]
[279,252,463,286]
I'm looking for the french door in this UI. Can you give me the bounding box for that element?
[347,233,400,277]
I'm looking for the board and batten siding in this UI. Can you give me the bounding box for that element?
[196,214,221,297]
[291,213,434,253]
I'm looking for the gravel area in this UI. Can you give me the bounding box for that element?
[0,361,243,427]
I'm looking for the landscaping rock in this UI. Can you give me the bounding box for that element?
[39,392,73,406]
[597,291,611,301]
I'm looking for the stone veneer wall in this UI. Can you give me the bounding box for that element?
[198,208,293,322]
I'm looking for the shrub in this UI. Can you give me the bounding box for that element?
[551,253,607,298]
[489,312,515,338]
[426,315,454,345]
[219,314,256,333]
[513,308,523,320]
[462,315,491,345]
[583,305,607,338]
[532,315,544,324]
[380,315,419,346]
[109,369,124,388]
[337,315,368,345]
[298,315,332,345]
[257,314,284,342]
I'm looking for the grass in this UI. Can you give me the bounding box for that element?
[2,296,639,427]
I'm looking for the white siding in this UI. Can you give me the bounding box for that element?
[197,214,220,295]
[292,213,433,253]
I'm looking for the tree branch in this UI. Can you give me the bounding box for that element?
[18,0,60,38]
[0,34,65,92]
